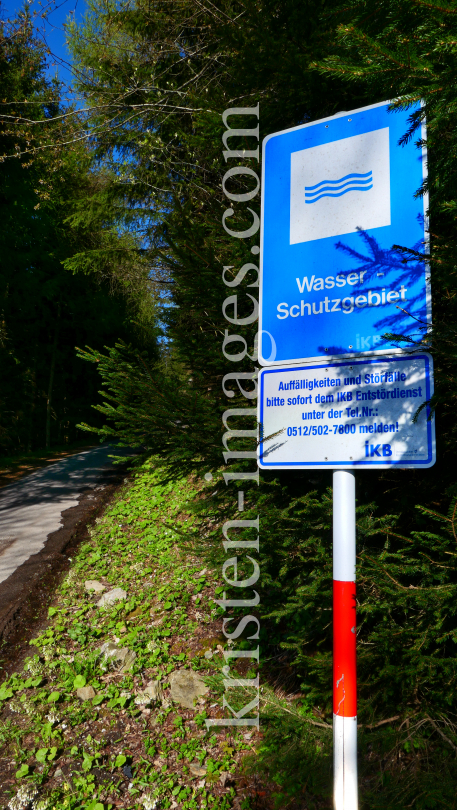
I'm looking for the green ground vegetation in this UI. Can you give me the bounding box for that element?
[0,460,261,810]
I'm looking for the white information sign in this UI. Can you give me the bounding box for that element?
[258,353,435,469]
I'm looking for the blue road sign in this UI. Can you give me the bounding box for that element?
[258,354,435,469]
[259,101,430,366]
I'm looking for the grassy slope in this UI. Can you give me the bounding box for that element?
[0,458,266,810]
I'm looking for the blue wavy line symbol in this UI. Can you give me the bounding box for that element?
[304,171,373,204]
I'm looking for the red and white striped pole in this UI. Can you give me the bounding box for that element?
[333,470,358,810]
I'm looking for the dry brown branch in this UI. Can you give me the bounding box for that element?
[359,715,400,729]
[425,715,457,752]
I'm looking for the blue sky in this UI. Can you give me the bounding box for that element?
[0,0,86,93]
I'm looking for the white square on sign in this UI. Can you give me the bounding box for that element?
[290,127,391,245]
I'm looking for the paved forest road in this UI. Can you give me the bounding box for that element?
[0,445,125,585]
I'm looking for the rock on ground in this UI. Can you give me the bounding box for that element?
[144,680,162,700]
[97,587,127,607]
[99,641,136,672]
[189,763,207,777]
[169,670,209,710]
[76,685,96,701]
[84,580,106,593]
[136,680,163,705]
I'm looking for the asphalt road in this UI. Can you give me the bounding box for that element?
[0,445,125,585]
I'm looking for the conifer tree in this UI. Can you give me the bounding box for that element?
[314,0,457,443]
[0,9,159,452]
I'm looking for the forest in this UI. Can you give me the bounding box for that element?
[2,0,457,807]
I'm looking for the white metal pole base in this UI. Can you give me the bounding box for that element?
[333,714,358,810]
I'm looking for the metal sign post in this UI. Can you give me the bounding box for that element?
[257,355,435,807]
[257,101,434,809]
[333,470,357,810]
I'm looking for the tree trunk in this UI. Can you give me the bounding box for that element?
[27,362,37,452]
[46,303,61,450]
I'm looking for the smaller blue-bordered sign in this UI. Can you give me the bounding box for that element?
[258,353,435,469]
[259,101,430,366]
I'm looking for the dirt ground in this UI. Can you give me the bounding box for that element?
[0,462,128,675]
